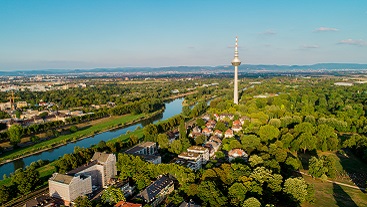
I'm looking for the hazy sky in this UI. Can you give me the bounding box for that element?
[0,0,366,70]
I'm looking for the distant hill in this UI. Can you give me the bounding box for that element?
[0,63,366,76]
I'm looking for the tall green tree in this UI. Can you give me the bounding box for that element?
[8,124,23,146]
[242,197,261,207]
[74,196,92,207]
[157,133,169,149]
[101,186,125,205]
[283,177,308,204]
[258,125,280,143]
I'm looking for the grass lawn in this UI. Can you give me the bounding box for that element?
[302,175,367,207]
[0,113,146,163]
[298,149,367,207]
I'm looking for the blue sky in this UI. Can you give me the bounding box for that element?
[0,0,366,70]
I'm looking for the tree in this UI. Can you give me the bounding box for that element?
[242,197,261,207]
[97,140,107,151]
[143,124,158,141]
[129,134,139,145]
[74,195,92,207]
[258,125,280,143]
[241,135,260,154]
[322,155,337,178]
[297,132,317,153]
[195,134,206,145]
[179,120,187,139]
[308,156,327,178]
[0,185,10,204]
[196,118,205,127]
[197,181,227,207]
[249,155,263,168]
[316,124,337,151]
[229,140,242,150]
[12,167,40,194]
[101,186,125,205]
[157,133,169,149]
[215,121,227,132]
[169,140,183,154]
[8,124,23,146]
[228,182,248,206]
[69,125,78,133]
[283,177,308,204]
[182,106,191,118]
[30,135,40,143]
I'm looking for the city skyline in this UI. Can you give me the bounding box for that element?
[1,0,367,70]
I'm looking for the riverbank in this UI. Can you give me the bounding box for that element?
[0,109,163,166]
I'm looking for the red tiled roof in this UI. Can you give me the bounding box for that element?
[115,201,142,207]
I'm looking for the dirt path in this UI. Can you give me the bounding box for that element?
[299,171,366,191]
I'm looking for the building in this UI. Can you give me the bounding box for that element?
[16,101,27,108]
[136,175,174,207]
[213,130,223,138]
[49,173,92,206]
[115,201,142,207]
[232,37,241,104]
[49,152,117,205]
[232,124,242,133]
[228,148,248,162]
[23,195,57,207]
[202,127,212,137]
[179,200,201,207]
[225,129,234,138]
[187,146,209,164]
[178,152,202,171]
[204,141,221,158]
[125,142,161,164]
[334,82,353,86]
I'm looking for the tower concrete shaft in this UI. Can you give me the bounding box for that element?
[231,37,241,104]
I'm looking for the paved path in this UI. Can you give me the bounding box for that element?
[299,171,366,191]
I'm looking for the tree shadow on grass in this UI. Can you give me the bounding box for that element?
[336,149,367,192]
[333,183,358,207]
[297,149,318,170]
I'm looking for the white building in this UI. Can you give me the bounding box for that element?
[48,152,116,206]
[49,173,92,206]
[187,146,209,164]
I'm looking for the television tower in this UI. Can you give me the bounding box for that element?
[231,37,241,104]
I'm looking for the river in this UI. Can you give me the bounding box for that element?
[0,98,184,177]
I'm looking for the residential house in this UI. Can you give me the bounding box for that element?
[202,114,210,122]
[204,141,221,158]
[205,120,216,129]
[213,130,223,138]
[232,124,242,133]
[239,116,251,125]
[213,114,220,121]
[228,149,248,162]
[225,129,234,138]
[135,175,174,207]
[202,127,212,137]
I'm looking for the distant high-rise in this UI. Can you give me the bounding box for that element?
[231,37,241,104]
